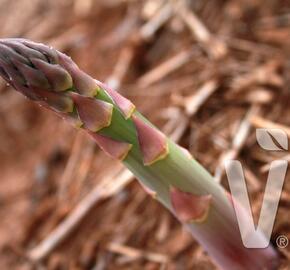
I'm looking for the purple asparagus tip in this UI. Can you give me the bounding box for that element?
[0,38,99,112]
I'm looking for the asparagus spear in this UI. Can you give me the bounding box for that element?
[0,39,280,270]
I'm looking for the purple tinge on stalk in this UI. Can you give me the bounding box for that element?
[132,115,169,165]
[89,132,132,160]
[170,187,212,223]
[57,52,100,97]
[96,80,135,119]
[71,92,113,132]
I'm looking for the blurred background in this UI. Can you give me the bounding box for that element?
[0,0,290,269]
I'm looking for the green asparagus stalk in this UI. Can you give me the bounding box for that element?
[0,39,280,270]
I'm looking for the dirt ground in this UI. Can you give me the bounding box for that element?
[0,0,290,269]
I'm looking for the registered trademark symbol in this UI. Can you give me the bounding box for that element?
[276,235,289,248]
